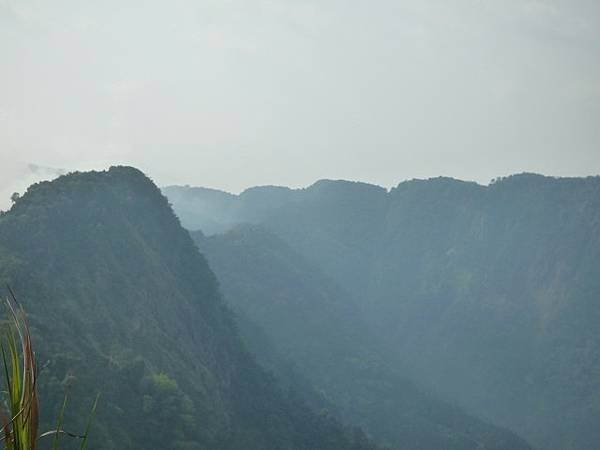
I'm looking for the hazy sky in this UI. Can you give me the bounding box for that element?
[1,0,599,208]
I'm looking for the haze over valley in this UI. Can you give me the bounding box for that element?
[1,1,599,449]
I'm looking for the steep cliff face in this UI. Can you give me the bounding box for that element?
[0,167,377,450]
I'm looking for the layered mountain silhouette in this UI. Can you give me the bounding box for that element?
[194,225,532,450]
[0,167,379,449]
[165,174,600,450]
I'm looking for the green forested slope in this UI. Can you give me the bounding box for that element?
[0,167,377,450]
[194,225,532,450]
[166,174,600,450]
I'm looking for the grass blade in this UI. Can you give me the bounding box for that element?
[50,393,68,450]
[79,393,100,450]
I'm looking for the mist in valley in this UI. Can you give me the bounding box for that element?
[1,1,599,449]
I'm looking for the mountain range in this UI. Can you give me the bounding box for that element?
[165,173,600,450]
[0,167,379,449]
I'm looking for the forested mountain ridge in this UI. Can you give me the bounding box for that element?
[0,166,378,450]
[166,173,600,450]
[193,225,533,450]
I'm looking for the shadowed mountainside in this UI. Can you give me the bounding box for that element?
[166,174,600,450]
[194,224,533,450]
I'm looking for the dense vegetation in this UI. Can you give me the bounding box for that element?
[166,174,600,450]
[194,225,532,450]
[0,167,378,449]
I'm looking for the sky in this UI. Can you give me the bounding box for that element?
[1,0,599,209]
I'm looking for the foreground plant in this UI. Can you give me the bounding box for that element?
[0,288,98,450]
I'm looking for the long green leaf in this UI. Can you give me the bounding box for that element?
[79,394,100,450]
